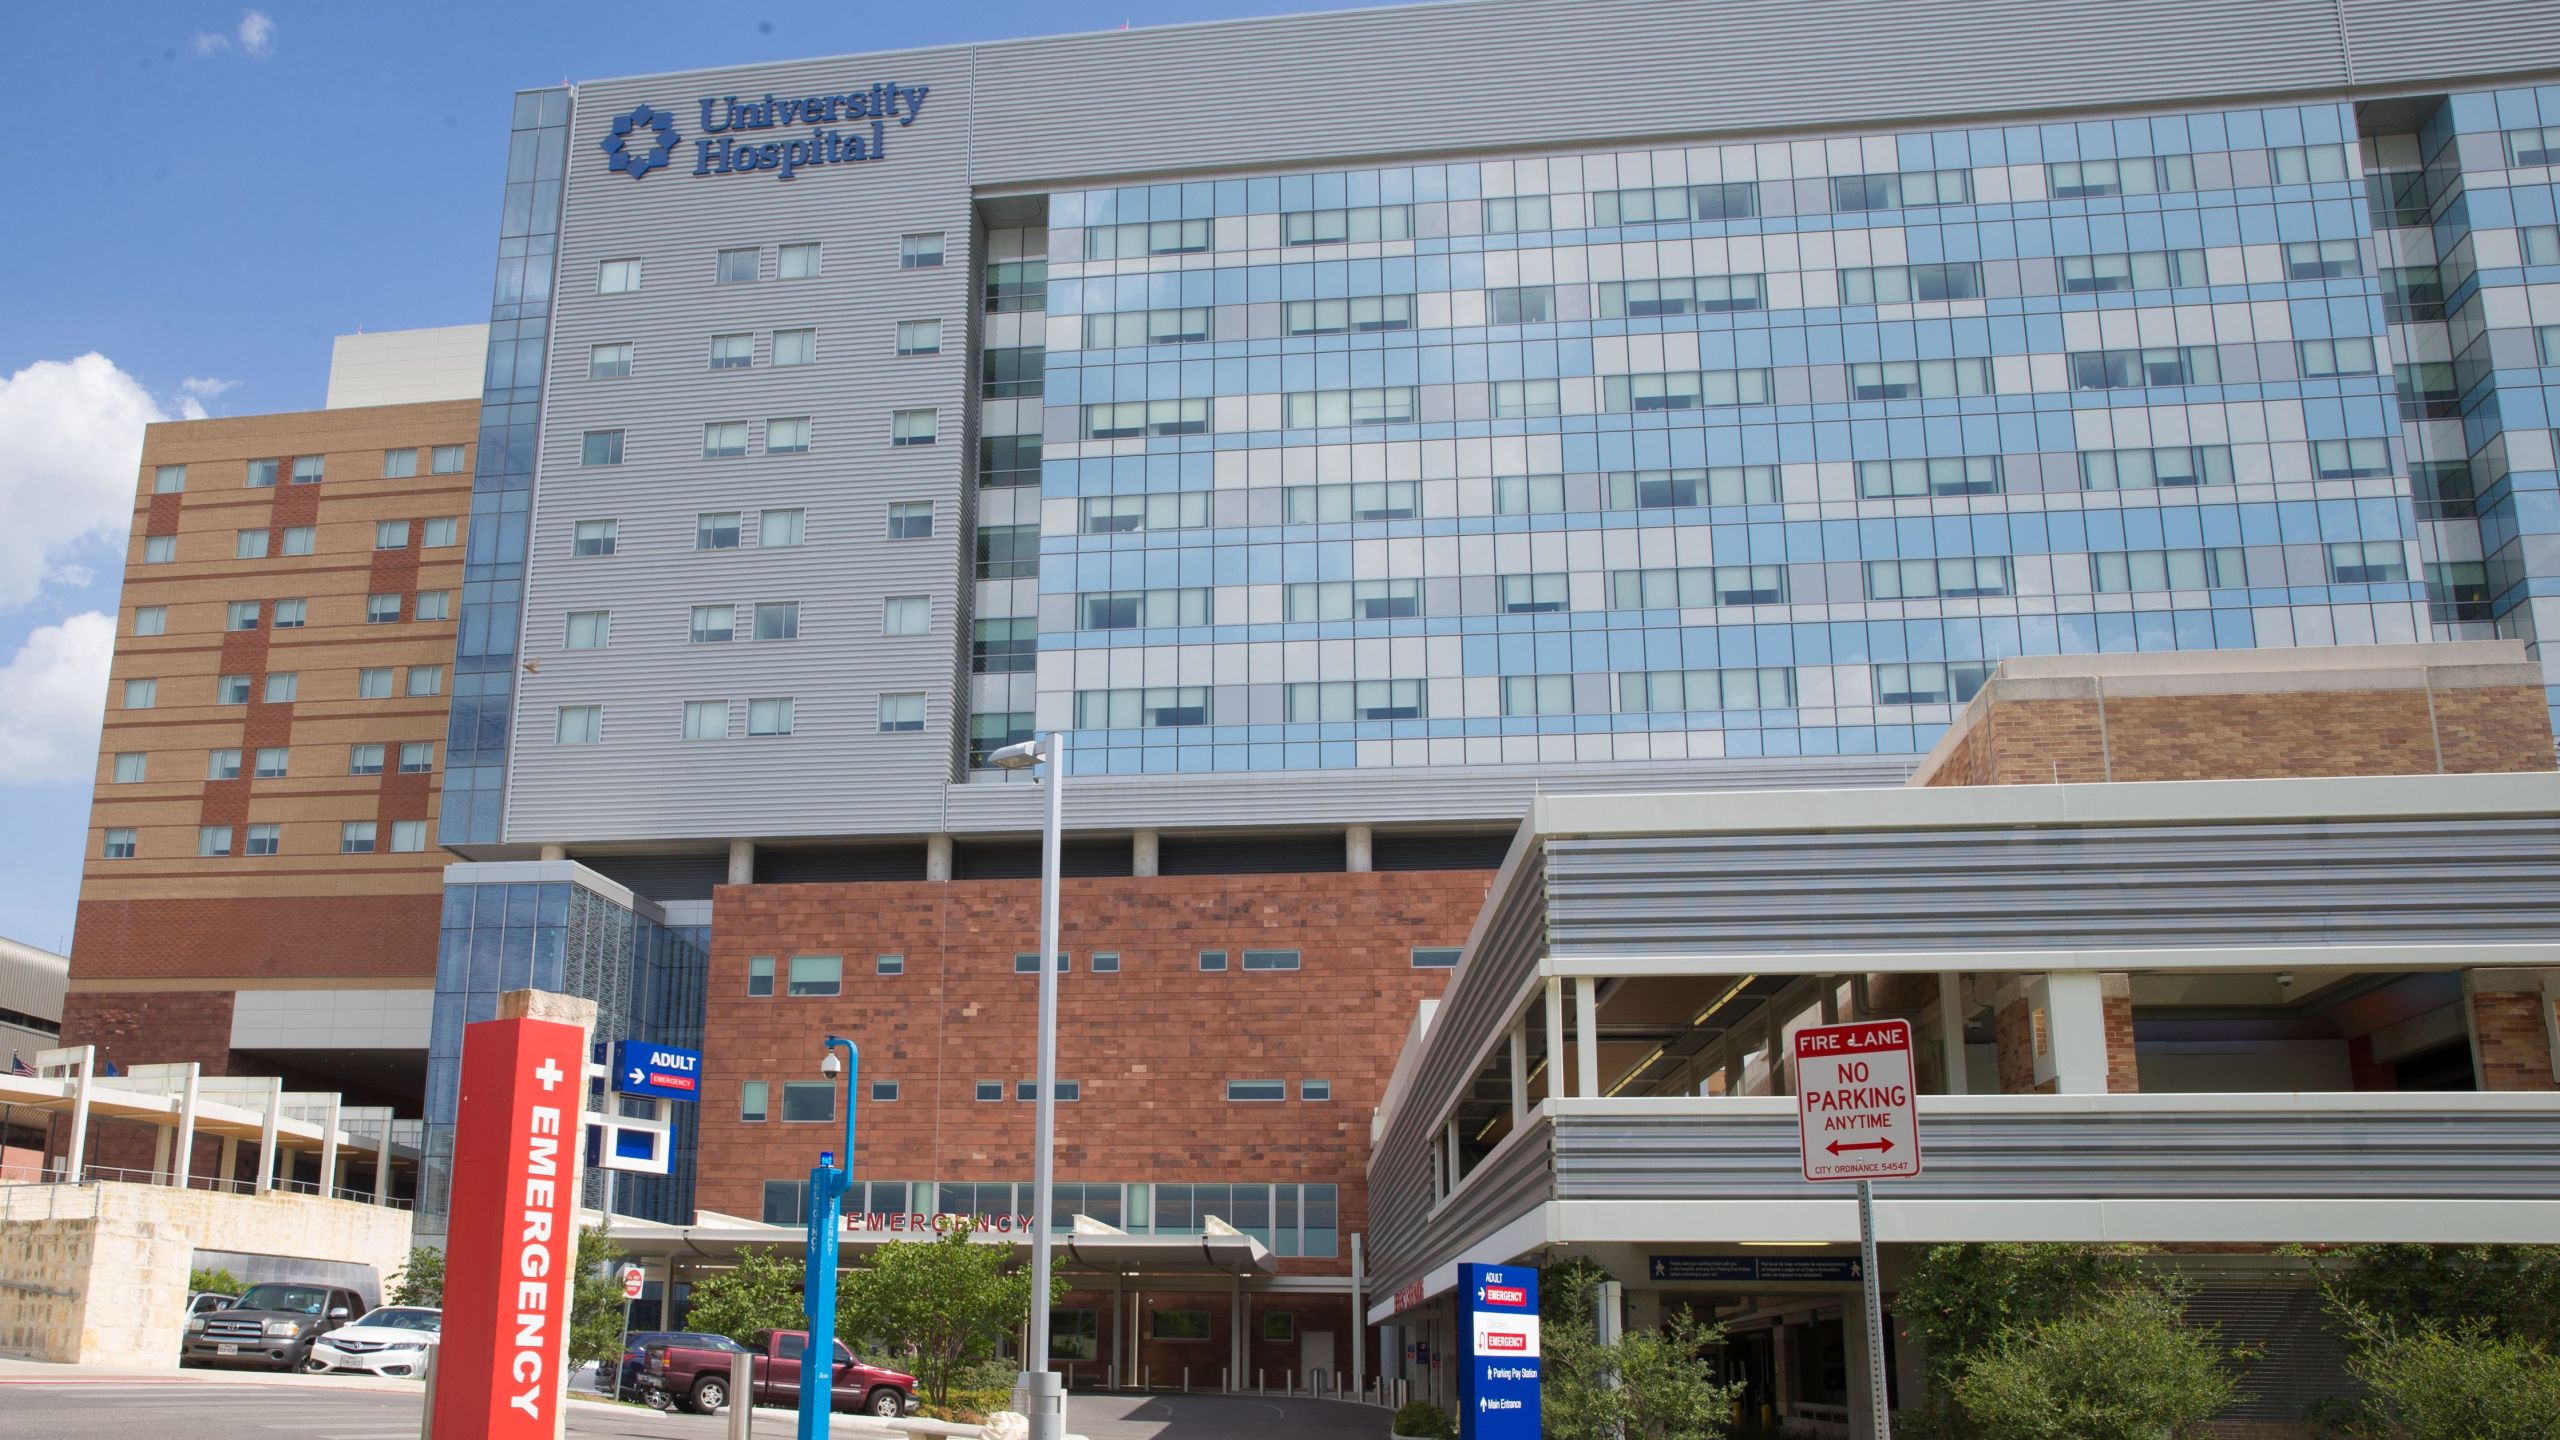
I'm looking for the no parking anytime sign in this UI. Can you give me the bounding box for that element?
[1794,1019,1923,1182]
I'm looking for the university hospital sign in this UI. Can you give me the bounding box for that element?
[600,81,932,182]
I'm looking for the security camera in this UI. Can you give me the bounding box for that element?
[820,1051,842,1079]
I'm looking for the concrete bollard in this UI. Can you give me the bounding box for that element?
[729,1350,755,1438]
[415,1348,435,1439]
[1181,1366,1189,1393]
[1258,1368,1265,1395]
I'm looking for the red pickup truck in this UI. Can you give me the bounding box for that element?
[642,1328,918,1418]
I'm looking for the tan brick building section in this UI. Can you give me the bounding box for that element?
[66,400,475,1095]
[1908,642,2554,787]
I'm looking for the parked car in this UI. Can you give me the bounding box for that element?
[303,1305,440,1378]
[180,1281,368,1371]
[184,1291,237,1318]
[641,1328,916,1417]
[602,1330,746,1401]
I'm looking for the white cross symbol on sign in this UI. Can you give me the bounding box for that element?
[535,1059,564,1091]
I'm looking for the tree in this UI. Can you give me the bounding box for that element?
[2301,1245,2560,1347]
[1540,1258,1741,1440]
[189,1265,243,1297]
[1952,1290,2241,1440]
[684,1246,807,1342]
[1895,1242,2159,1392]
[386,1247,444,1307]
[2297,1245,2560,1440]
[838,1229,1065,1409]
[565,1227,632,1370]
[2322,1319,2560,1440]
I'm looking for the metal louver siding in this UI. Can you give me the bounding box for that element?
[1365,847,1553,1292]
[1546,1106,2560,1200]
[1368,1105,1556,1309]
[967,0,2378,185]
[1542,816,2560,958]
[506,52,979,845]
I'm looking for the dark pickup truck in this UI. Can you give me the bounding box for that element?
[642,1327,918,1418]
[180,1281,369,1371]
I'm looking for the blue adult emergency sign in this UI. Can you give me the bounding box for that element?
[612,1041,702,1103]
[1456,1263,1539,1440]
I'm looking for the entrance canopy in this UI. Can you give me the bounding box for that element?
[590,1208,1277,1278]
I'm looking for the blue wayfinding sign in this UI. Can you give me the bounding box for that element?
[1456,1263,1539,1440]
[612,1041,703,1103]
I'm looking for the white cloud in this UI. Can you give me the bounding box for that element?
[193,11,275,57]
[0,353,170,610]
[0,613,114,784]
[180,376,239,400]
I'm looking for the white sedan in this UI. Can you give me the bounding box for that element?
[303,1306,440,1378]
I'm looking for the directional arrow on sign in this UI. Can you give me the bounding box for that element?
[1826,1138,1895,1156]
[627,1067,648,1087]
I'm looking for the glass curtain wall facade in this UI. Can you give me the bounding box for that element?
[1016,93,2560,777]
[444,88,573,843]
[421,877,707,1231]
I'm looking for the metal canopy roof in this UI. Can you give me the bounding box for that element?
[590,1210,1275,1277]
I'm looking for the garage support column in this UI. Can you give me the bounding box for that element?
[1937,972,1969,1095]
[172,1065,198,1191]
[254,1082,279,1195]
[926,833,954,882]
[2045,971,2111,1095]
[1574,977,1601,1099]
[726,839,755,886]
[152,1125,173,1185]
[1131,831,1159,878]
[1345,826,1373,873]
[1350,1233,1366,1400]
[1507,1021,1528,1123]
[538,844,566,862]
[219,1135,239,1191]
[1543,979,1569,1097]
[319,1097,341,1201]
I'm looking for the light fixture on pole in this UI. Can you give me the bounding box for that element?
[987,733,1066,1440]
[799,1036,858,1440]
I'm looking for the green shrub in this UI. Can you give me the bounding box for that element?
[2301,1244,2560,1347]
[1951,1290,2240,1440]
[2314,1319,2560,1440]
[1895,1242,2160,1391]
[1390,1401,1455,1438]
[188,1265,242,1297]
[385,1247,442,1307]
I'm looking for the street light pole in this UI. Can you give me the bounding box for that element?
[991,732,1068,1440]
[799,1036,858,1440]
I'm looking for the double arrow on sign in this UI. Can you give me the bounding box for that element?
[1824,1137,1896,1156]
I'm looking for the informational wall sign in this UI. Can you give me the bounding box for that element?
[1648,1255,1865,1284]
[611,1040,702,1102]
[1794,1019,1924,1182]
[434,1015,586,1440]
[1455,1263,1539,1440]
[600,82,932,183]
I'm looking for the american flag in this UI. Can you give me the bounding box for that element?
[7,1052,32,1077]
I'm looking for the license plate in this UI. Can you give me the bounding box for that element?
[216,1344,239,1356]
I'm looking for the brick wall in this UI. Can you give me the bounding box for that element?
[2102,974,2141,1094]
[1913,653,2555,789]
[696,869,1492,1283]
[2468,983,2557,1091]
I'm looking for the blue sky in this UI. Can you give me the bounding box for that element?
[0,0,1405,955]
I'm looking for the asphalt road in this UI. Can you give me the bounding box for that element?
[0,1377,1391,1440]
[0,1377,881,1439]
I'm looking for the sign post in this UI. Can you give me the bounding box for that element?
[614,1265,643,1397]
[1794,1019,1923,1440]
[1454,1264,1539,1440]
